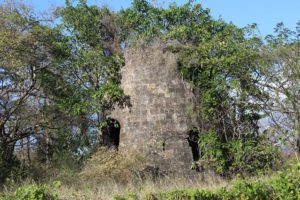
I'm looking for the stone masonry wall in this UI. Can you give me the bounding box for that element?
[111,41,198,175]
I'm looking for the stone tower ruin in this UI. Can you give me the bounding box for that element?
[109,41,199,175]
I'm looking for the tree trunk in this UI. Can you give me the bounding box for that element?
[0,141,16,182]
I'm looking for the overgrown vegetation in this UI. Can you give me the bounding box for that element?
[80,148,146,184]
[115,162,300,200]
[1,184,57,200]
[198,131,280,175]
[0,0,300,199]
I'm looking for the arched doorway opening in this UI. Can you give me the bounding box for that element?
[187,128,200,162]
[101,118,120,150]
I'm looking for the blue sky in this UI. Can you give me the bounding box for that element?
[16,0,300,36]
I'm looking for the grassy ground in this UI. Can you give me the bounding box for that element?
[53,148,226,199]
[1,150,297,199]
[52,172,226,200]
[0,149,226,199]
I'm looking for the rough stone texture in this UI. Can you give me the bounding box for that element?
[111,41,198,175]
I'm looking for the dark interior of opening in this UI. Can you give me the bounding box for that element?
[101,118,120,150]
[187,128,200,161]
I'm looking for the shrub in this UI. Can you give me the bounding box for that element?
[80,148,146,184]
[1,184,57,200]
[198,130,280,176]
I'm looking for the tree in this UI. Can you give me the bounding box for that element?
[51,0,129,146]
[0,1,69,181]
[259,22,300,154]
[0,0,130,181]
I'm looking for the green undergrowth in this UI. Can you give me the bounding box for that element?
[1,183,58,200]
[115,162,300,200]
[2,162,300,200]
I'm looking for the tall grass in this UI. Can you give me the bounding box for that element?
[52,172,226,200]
[52,148,226,199]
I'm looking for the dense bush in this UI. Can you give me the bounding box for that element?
[198,130,280,175]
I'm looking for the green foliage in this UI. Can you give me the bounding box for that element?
[148,189,218,200]
[29,0,130,170]
[114,193,139,200]
[1,184,57,200]
[169,6,271,175]
[176,21,262,127]
[198,130,280,175]
[219,163,300,199]
[0,2,58,182]
[117,163,300,200]
[198,130,226,174]
[118,0,213,45]
[53,0,130,117]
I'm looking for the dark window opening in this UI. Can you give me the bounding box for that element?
[101,118,120,150]
[187,128,200,161]
[162,140,165,151]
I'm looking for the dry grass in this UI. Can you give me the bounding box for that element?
[50,148,227,199]
[53,172,227,200]
[79,147,146,184]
